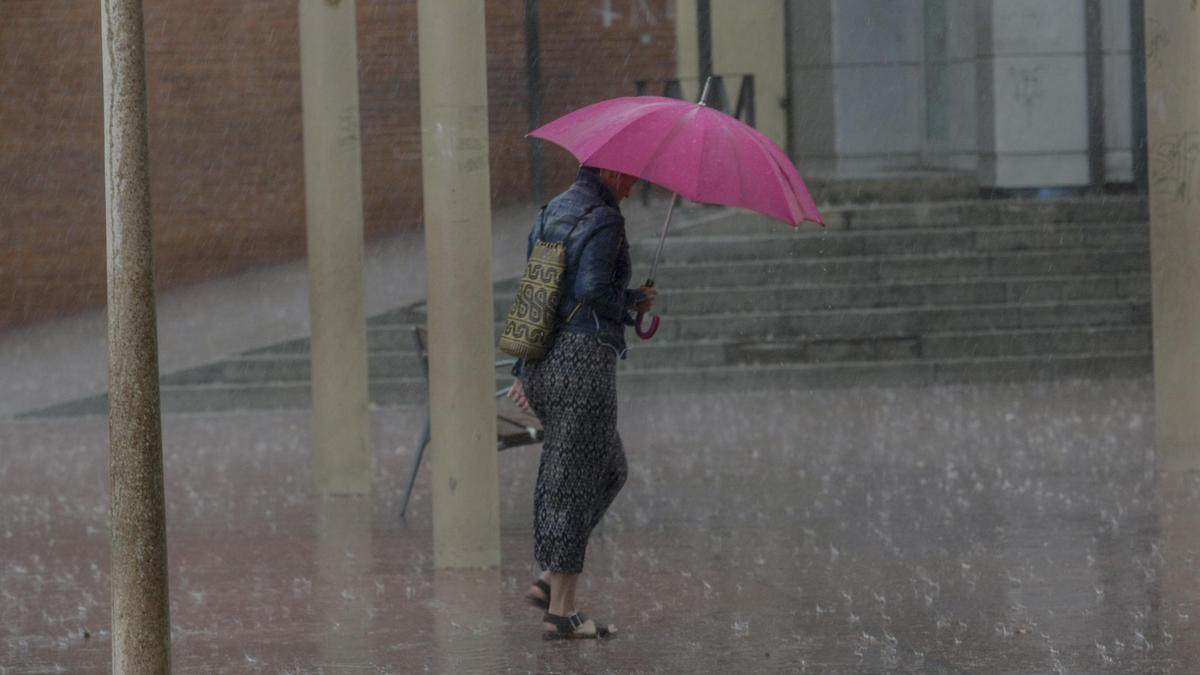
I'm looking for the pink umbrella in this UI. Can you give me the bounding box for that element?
[529,81,823,339]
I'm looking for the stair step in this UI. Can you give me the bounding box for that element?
[677,196,1145,233]
[653,274,1148,314]
[803,171,980,205]
[161,352,430,385]
[377,274,1148,321]
[832,197,1147,230]
[649,247,1149,288]
[297,299,1148,350]
[638,222,1148,262]
[620,326,1150,368]
[26,376,508,418]
[619,351,1151,394]
[371,299,1153,347]
[652,299,1149,342]
[918,326,1151,359]
[25,350,1149,418]
[150,324,1152,390]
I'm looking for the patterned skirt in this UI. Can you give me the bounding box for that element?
[521,331,628,574]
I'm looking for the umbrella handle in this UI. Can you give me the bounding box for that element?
[635,278,659,340]
[635,312,659,340]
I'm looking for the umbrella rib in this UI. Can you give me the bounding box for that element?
[729,121,799,187]
[741,127,804,224]
[733,125,755,214]
[752,125,814,216]
[625,104,700,188]
[692,111,715,200]
[695,111,754,214]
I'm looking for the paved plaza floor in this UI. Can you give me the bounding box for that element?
[3,374,1198,673]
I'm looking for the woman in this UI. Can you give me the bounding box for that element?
[508,165,656,639]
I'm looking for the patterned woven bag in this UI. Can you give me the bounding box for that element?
[498,208,588,360]
[498,240,569,360]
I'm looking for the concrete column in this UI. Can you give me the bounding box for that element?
[433,570,504,672]
[783,0,836,173]
[697,0,713,86]
[299,0,371,496]
[783,0,928,175]
[675,0,700,100]
[1156,472,1200,665]
[1101,0,1136,184]
[417,0,501,569]
[524,0,544,203]
[100,0,171,671]
[941,1,980,172]
[315,498,373,667]
[1146,1,1200,471]
[1145,7,1200,657]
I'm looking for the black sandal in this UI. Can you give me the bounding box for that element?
[525,579,551,610]
[542,611,613,640]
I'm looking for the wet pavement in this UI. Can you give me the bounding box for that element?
[2,374,1197,672]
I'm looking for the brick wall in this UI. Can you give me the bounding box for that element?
[0,0,675,331]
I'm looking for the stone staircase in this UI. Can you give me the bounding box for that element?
[26,195,1151,417]
[618,195,1150,392]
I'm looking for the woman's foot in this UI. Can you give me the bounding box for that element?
[525,579,551,610]
[542,611,615,639]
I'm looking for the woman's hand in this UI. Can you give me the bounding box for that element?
[636,285,658,313]
[507,378,532,413]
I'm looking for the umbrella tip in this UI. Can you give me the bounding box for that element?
[699,77,713,107]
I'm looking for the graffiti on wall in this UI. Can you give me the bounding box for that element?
[1008,64,1044,113]
[1145,18,1168,72]
[1151,131,1200,205]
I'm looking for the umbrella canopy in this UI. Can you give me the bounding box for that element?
[529,95,823,227]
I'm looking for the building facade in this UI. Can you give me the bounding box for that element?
[0,1,675,331]
[0,0,1146,331]
[784,0,1139,188]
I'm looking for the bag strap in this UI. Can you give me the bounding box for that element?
[532,204,548,242]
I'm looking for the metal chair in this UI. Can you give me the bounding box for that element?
[398,326,544,520]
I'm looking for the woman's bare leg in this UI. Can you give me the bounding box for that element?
[544,572,612,636]
[527,569,552,605]
[547,572,576,616]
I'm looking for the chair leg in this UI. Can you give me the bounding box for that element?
[399,414,432,521]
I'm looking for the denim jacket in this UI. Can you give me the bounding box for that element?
[514,168,646,373]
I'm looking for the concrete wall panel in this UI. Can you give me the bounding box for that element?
[831,0,923,64]
[988,0,1085,55]
[833,65,923,157]
[990,56,1088,152]
[948,62,979,155]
